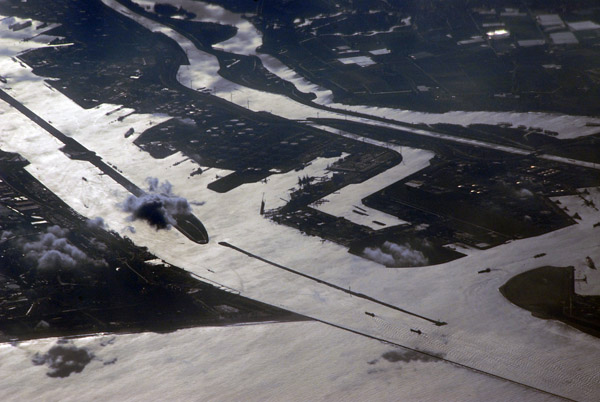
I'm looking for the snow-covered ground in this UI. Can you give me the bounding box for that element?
[263,154,347,211]
[0,322,559,402]
[308,125,433,230]
[337,55,376,67]
[550,188,600,296]
[129,0,338,104]
[131,0,262,55]
[0,16,62,57]
[1,7,600,402]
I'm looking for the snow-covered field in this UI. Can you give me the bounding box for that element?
[0,322,560,402]
[0,16,62,56]
[551,188,600,296]
[1,6,600,402]
[308,125,433,230]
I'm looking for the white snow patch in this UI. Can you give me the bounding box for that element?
[369,48,391,56]
[337,55,376,67]
[253,153,347,212]
[131,0,262,55]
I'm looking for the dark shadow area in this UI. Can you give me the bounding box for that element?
[500,266,600,338]
[32,343,94,378]
[381,349,438,363]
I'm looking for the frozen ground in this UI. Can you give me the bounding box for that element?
[309,125,433,230]
[262,153,347,211]
[1,7,600,402]
[131,0,262,55]
[551,188,600,296]
[7,77,598,398]
[337,55,376,67]
[0,16,62,57]
[0,322,559,402]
